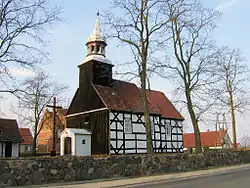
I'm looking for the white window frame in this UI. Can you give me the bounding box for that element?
[165,121,171,136]
[124,118,132,133]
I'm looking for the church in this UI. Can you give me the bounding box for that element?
[65,15,184,155]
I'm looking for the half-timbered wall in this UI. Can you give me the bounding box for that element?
[109,111,183,154]
[160,118,183,153]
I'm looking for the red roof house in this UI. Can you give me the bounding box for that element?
[19,128,33,153]
[37,108,67,153]
[184,130,232,149]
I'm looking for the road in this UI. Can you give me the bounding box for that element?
[120,167,250,188]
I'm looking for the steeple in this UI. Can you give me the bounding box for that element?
[83,12,112,65]
[87,11,105,44]
[78,12,113,98]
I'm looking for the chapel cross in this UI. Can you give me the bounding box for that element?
[46,97,62,156]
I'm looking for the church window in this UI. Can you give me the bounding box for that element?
[165,121,171,136]
[124,118,132,133]
[84,116,89,125]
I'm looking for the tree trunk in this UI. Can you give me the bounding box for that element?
[185,88,202,153]
[226,72,237,150]
[229,89,237,150]
[140,59,153,154]
[32,122,38,156]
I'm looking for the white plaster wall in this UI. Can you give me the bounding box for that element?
[132,123,145,133]
[75,135,91,156]
[12,143,19,157]
[60,130,75,156]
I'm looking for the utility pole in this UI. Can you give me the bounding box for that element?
[47,97,62,156]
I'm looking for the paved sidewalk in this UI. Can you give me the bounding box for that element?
[22,164,250,188]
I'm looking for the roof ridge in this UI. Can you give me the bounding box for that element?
[0,118,16,121]
[112,79,137,85]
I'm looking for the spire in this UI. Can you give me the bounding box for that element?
[87,12,105,43]
[82,12,111,65]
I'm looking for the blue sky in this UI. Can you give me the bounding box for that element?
[44,0,250,98]
[1,0,250,139]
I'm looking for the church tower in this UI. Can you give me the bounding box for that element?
[76,13,113,112]
[78,12,113,86]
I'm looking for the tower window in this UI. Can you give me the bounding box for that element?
[97,45,100,53]
[91,45,94,53]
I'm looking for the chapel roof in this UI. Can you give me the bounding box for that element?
[93,80,184,120]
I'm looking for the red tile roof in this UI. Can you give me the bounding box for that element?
[183,131,228,148]
[93,80,184,120]
[19,128,33,145]
[146,90,184,120]
[0,118,22,142]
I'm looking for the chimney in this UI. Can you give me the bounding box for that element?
[207,129,210,132]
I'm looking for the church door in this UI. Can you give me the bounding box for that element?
[5,142,12,157]
[64,137,72,155]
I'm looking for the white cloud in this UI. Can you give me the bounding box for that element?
[216,0,238,12]
[9,68,35,77]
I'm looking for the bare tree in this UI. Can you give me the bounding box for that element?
[104,0,169,154]
[213,47,249,150]
[239,135,250,149]
[0,0,61,94]
[158,0,220,152]
[13,71,67,155]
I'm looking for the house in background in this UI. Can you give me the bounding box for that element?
[183,129,232,151]
[0,118,22,157]
[37,108,67,153]
[19,128,33,153]
[65,14,184,156]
